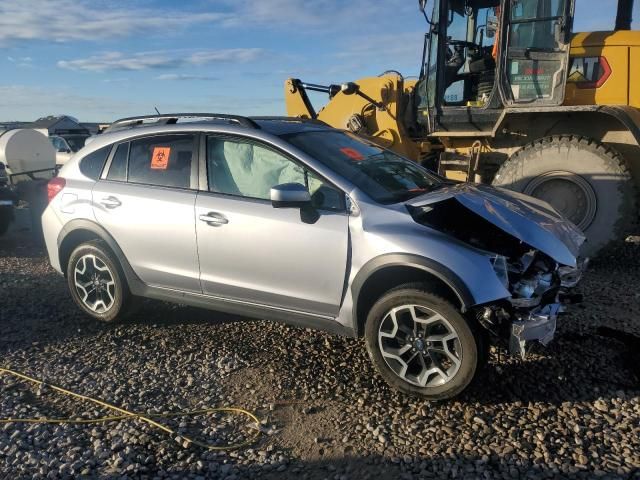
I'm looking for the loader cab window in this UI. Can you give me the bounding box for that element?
[509,0,566,50]
[442,0,500,107]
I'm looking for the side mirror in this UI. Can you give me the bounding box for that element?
[418,0,427,11]
[486,16,498,38]
[270,183,311,208]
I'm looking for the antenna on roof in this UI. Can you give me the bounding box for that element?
[154,106,161,115]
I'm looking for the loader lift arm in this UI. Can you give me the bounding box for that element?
[285,79,388,121]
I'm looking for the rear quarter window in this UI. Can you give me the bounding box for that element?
[79,146,111,180]
[128,134,195,189]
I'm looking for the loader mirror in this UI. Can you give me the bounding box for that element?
[486,16,498,38]
[418,0,436,25]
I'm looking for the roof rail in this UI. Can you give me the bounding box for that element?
[104,113,260,133]
[250,116,329,126]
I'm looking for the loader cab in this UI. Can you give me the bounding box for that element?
[416,0,575,134]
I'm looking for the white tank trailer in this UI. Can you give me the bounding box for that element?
[0,129,57,236]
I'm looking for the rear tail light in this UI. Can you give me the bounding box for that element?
[47,177,66,203]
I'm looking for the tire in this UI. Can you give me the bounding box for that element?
[0,207,12,236]
[364,285,483,400]
[492,135,637,256]
[66,240,132,322]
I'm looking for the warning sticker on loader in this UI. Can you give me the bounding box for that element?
[151,147,171,170]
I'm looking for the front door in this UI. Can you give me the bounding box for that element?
[93,133,201,292]
[195,135,349,317]
[498,0,575,106]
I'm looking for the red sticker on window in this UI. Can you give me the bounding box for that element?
[340,147,364,161]
[151,147,171,170]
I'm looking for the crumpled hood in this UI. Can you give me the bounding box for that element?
[407,183,585,266]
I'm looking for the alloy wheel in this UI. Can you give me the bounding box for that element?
[73,254,116,313]
[378,304,462,387]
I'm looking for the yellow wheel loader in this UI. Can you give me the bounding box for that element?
[285,0,639,256]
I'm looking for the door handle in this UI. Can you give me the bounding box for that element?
[100,196,121,209]
[199,212,229,226]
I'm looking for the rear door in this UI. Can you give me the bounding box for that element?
[93,133,201,292]
[498,0,575,106]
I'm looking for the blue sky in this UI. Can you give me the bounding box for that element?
[0,0,636,122]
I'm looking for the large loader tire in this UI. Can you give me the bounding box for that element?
[492,135,636,257]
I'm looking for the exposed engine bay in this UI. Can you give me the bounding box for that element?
[478,250,587,358]
[407,183,587,357]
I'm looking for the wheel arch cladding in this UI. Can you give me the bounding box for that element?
[57,219,141,290]
[351,254,475,337]
[59,229,103,277]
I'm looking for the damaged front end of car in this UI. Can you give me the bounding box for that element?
[478,251,588,358]
[407,183,588,358]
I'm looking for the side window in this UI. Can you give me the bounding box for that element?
[206,136,345,211]
[79,146,110,180]
[128,134,195,188]
[106,142,128,182]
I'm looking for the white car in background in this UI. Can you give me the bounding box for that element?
[50,136,74,166]
[50,135,88,166]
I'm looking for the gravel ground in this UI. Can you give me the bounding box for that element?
[1,230,640,480]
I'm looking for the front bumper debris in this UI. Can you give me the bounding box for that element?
[505,255,588,358]
[509,303,562,358]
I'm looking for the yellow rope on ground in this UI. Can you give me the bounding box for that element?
[0,367,262,450]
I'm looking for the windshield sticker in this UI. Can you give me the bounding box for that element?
[151,147,171,170]
[340,147,364,161]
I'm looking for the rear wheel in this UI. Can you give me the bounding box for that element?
[66,240,133,322]
[364,286,482,400]
[0,207,12,236]
[493,135,636,256]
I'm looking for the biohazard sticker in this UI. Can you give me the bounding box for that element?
[340,147,364,161]
[151,147,171,170]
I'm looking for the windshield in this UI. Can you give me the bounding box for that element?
[282,130,444,204]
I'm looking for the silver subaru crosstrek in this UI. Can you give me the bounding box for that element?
[42,114,586,399]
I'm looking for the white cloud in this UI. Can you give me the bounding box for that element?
[58,49,262,72]
[0,85,142,121]
[6,55,34,68]
[0,0,227,45]
[0,84,285,122]
[221,0,415,30]
[155,74,218,81]
[333,31,424,74]
[0,0,423,47]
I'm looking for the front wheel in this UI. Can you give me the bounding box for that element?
[364,286,482,400]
